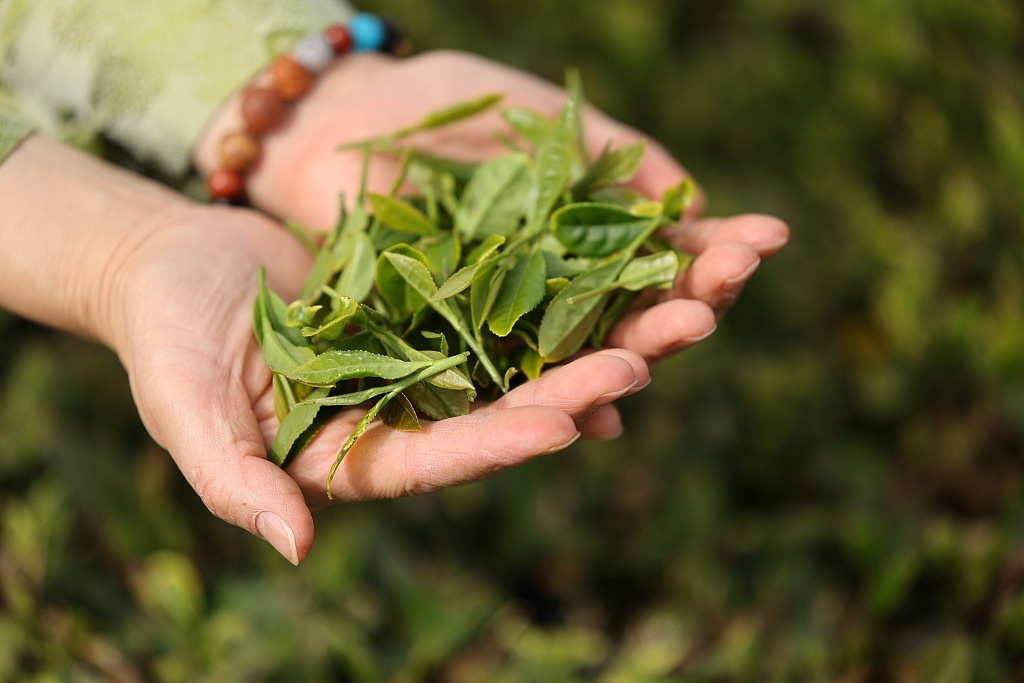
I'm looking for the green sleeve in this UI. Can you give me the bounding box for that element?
[0,0,354,175]
[0,86,33,160]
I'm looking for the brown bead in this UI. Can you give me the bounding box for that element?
[207,168,245,201]
[268,56,312,101]
[218,131,261,172]
[241,88,286,135]
[324,24,352,54]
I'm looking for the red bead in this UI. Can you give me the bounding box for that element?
[207,168,245,200]
[324,24,353,54]
[268,56,312,101]
[241,87,286,135]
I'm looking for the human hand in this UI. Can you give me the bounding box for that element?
[115,203,650,564]
[196,49,791,363]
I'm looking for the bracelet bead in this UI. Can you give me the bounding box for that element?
[291,33,334,74]
[324,24,353,54]
[241,88,287,134]
[218,131,260,171]
[349,13,386,52]
[205,13,402,204]
[207,168,245,201]
[268,56,312,101]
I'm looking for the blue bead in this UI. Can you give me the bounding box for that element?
[349,13,386,52]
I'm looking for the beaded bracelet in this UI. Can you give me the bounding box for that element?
[206,13,406,202]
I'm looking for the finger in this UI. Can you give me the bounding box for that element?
[583,109,704,219]
[133,354,314,566]
[486,349,649,416]
[578,404,624,440]
[669,240,761,314]
[662,214,790,258]
[605,298,717,362]
[287,405,580,507]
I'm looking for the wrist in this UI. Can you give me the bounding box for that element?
[0,135,196,353]
[195,53,394,229]
[193,14,405,228]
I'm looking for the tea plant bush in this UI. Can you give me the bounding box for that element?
[1,0,1023,680]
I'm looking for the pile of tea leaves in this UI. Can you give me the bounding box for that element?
[254,76,695,496]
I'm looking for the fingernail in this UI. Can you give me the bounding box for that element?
[626,376,652,396]
[723,259,760,289]
[255,511,299,566]
[681,324,717,346]
[544,432,581,455]
[596,376,640,405]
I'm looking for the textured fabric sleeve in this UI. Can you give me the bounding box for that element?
[0,0,354,176]
[0,85,33,162]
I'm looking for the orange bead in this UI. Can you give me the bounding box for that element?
[241,88,286,135]
[218,131,261,171]
[268,56,312,101]
[207,168,245,201]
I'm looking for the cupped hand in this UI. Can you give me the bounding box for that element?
[196,50,790,364]
[116,205,649,564]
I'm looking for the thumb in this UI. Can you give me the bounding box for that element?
[132,357,314,565]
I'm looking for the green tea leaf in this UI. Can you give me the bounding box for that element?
[257,273,316,374]
[431,263,478,301]
[545,277,571,298]
[405,382,471,420]
[269,387,329,466]
[456,154,530,241]
[381,251,439,301]
[285,301,322,328]
[431,235,506,301]
[566,66,591,167]
[395,93,503,138]
[376,246,433,318]
[487,247,548,337]
[471,261,505,330]
[380,393,422,431]
[538,257,628,362]
[662,177,698,222]
[525,99,577,235]
[272,373,294,423]
[466,234,507,265]
[618,251,680,291]
[286,350,433,387]
[420,350,475,396]
[298,245,339,303]
[368,193,439,236]
[301,297,358,340]
[502,107,551,149]
[326,353,471,498]
[552,203,652,257]
[521,348,546,380]
[572,140,646,199]
[593,289,640,348]
[420,231,462,283]
[256,268,306,347]
[334,231,377,303]
[566,251,680,304]
[297,383,399,407]
[283,220,320,255]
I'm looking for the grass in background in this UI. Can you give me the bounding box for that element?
[2,0,1024,680]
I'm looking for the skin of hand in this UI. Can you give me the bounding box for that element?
[0,136,651,565]
[195,50,791,363]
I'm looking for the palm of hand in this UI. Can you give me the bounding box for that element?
[120,207,649,563]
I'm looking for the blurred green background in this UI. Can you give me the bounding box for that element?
[3,0,1024,680]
